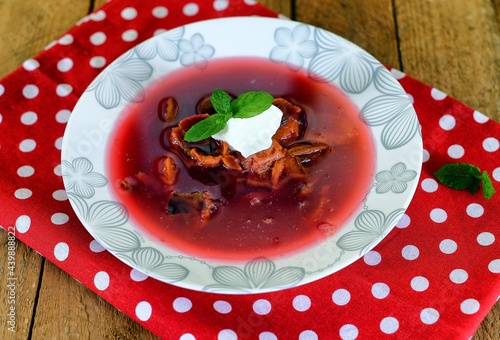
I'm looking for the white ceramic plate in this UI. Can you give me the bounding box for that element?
[62,17,422,294]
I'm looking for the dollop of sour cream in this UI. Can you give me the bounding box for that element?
[212,104,283,158]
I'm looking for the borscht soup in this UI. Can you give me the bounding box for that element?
[107,57,375,261]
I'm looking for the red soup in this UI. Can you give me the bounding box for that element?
[107,57,375,261]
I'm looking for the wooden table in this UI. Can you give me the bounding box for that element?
[0,0,498,338]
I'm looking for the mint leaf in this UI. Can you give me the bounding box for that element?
[481,171,496,199]
[211,89,232,116]
[183,113,229,142]
[434,162,496,199]
[434,163,481,193]
[183,90,274,142]
[231,91,274,118]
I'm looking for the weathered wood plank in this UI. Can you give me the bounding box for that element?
[0,0,89,78]
[0,229,43,339]
[296,0,401,68]
[31,261,158,339]
[395,0,499,120]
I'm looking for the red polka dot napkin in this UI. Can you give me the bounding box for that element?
[1,1,499,339]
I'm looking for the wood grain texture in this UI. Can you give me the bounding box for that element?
[0,230,43,339]
[395,0,499,120]
[31,261,157,339]
[0,0,89,79]
[296,0,401,68]
[0,0,498,338]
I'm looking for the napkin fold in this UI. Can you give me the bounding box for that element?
[1,0,499,339]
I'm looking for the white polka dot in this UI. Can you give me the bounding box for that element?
[173,297,192,313]
[380,317,399,334]
[15,215,31,233]
[299,330,318,340]
[179,334,196,340]
[363,251,381,266]
[339,324,358,340]
[473,110,489,124]
[54,242,69,261]
[154,29,167,36]
[0,84,4,96]
[372,282,390,299]
[58,34,74,45]
[183,3,199,16]
[332,289,351,306]
[57,58,73,72]
[466,203,484,218]
[396,214,410,229]
[56,109,71,123]
[431,88,447,100]
[152,6,168,18]
[450,269,468,284]
[20,111,38,125]
[218,329,237,340]
[420,308,440,324]
[52,189,67,201]
[89,56,106,68]
[402,245,419,260]
[44,40,57,50]
[390,68,405,79]
[406,93,414,103]
[19,139,36,152]
[447,144,465,159]
[411,276,429,292]
[214,0,229,11]
[213,300,232,314]
[439,239,457,254]
[293,295,311,312]
[477,232,495,246]
[253,299,271,315]
[54,164,62,176]
[259,332,277,340]
[461,299,480,315]
[94,271,110,290]
[51,213,69,225]
[439,114,456,130]
[244,0,257,4]
[135,301,152,321]
[15,188,32,199]
[23,59,40,71]
[22,84,39,99]
[422,149,430,162]
[483,137,499,152]
[421,178,438,193]
[488,259,500,273]
[493,167,500,182]
[17,165,35,177]
[430,208,447,223]
[55,137,63,150]
[89,239,105,252]
[130,269,148,281]
[122,29,138,42]
[121,7,138,20]
[56,84,72,97]
[90,32,106,45]
[90,10,106,21]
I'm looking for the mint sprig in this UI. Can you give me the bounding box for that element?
[183,90,274,142]
[434,162,496,199]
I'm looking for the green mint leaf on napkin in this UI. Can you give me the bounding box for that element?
[434,162,496,199]
[481,171,496,199]
[183,113,230,142]
[231,91,274,118]
[184,90,274,142]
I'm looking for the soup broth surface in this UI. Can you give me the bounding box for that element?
[108,57,375,261]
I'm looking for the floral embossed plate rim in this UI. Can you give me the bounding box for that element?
[61,17,422,294]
